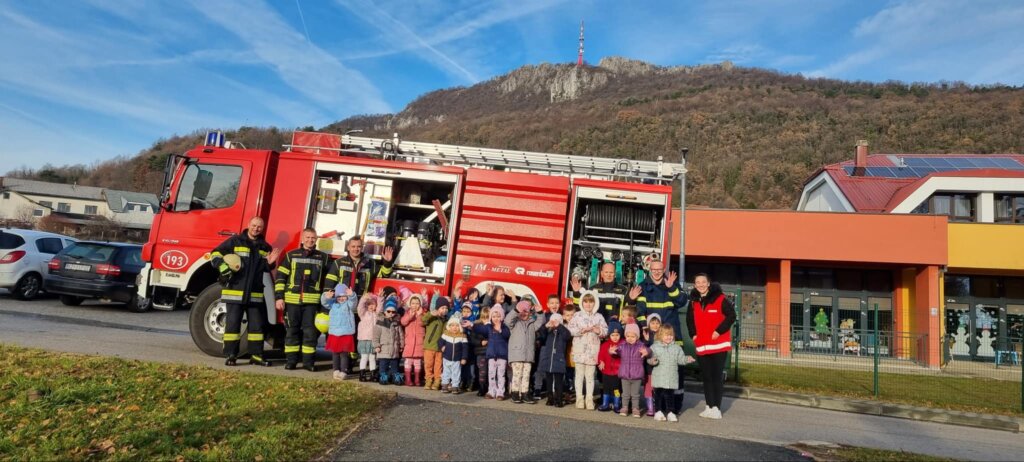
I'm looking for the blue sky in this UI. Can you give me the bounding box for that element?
[1,0,1023,172]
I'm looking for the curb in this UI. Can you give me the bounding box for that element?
[682,382,1023,433]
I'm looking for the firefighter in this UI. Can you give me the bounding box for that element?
[274,227,330,371]
[570,262,628,322]
[210,216,280,367]
[325,235,394,298]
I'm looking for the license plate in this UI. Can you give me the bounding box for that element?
[65,263,91,272]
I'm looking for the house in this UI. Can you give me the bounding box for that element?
[0,177,158,242]
[793,142,1024,365]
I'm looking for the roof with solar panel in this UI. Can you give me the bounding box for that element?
[801,148,1024,213]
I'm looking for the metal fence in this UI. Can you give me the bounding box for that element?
[719,294,1023,414]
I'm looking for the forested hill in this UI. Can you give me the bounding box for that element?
[11,57,1024,209]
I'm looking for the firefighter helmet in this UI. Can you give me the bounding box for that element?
[314,312,330,334]
[223,253,243,272]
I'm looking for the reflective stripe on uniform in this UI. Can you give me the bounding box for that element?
[301,346,315,354]
[696,341,731,352]
[284,345,300,353]
[277,266,291,275]
[644,301,675,309]
[248,333,264,341]
[284,293,321,304]
[221,289,243,301]
[223,333,241,341]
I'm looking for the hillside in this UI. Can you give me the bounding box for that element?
[11,57,1024,208]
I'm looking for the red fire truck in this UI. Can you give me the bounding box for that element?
[138,131,686,356]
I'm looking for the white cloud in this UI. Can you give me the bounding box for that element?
[186,0,391,114]
[809,0,1024,84]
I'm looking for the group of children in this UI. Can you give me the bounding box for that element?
[318,281,696,422]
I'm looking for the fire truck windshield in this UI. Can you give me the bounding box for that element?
[172,163,242,212]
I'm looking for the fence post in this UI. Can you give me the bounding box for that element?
[734,290,742,382]
[873,303,879,398]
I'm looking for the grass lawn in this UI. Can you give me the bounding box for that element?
[0,344,389,461]
[790,443,956,462]
[734,363,1022,416]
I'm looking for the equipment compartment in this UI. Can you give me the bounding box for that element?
[309,162,460,286]
[565,183,670,291]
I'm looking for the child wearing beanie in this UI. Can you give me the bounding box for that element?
[538,312,571,407]
[372,298,404,385]
[597,322,624,412]
[355,293,381,382]
[400,292,427,387]
[420,295,451,390]
[465,304,511,400]
[505,299,544,404]
[616,323,649,417]
[438,314,469,394]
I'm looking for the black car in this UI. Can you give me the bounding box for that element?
[44,241,148,312]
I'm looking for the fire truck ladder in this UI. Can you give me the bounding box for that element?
[293,134,686,183]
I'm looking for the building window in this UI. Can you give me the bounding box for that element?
[995,195,1024,224]
[2,192,8,199]
[39,200,52,208]
[33,209,44,217]
[57,202,71,213]
[912,194,975,222]
[84,205,98,215]
[138,205,148,212]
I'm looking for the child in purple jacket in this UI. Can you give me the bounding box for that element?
[615,323,650,417]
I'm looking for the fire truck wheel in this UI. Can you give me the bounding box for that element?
[126,293,151,313]
[190,284,248,357]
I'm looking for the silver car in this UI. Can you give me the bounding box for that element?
[0,228,77,300]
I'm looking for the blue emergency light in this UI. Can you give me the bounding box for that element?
[205,131,225,147]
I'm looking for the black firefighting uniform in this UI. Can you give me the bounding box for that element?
[325,254,393,298]
[326,253,393,368]
[210,232,273,361]
[274,247,330,367]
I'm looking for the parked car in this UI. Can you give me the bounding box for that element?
[44,241,148,312]
[0,228,77,300]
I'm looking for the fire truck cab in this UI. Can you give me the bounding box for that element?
[138,131,685,357]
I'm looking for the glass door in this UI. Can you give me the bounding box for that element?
[972,304,1000,359]
[946,302,971,359]
[837,297,864,355]
[791,293,807,351]
[807,295,834,354]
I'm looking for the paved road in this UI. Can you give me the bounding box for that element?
[2,293,1023,461]
[331,397,807,461]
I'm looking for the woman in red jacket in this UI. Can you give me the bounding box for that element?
[686,273,736,420]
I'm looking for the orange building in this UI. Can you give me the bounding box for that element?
[667,209,947,367]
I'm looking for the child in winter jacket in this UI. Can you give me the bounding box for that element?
[505,300,545,404]
[438,315,469,394]
[458,303,476,391]
[468,315,490,396]
[562,303,578,400]
[356,293,380,382]
[372,302,405,385]
[567,290,608,410]
[400,293,427,387]
[465,305,511,400]
[641,313,663,415]
[537,313,571,407]
[420,296,451,390]
[646,324,695,422]
[597,322,623,412]
[615,323,649,417]
[322,283,357,381]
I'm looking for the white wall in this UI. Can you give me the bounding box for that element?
[797,173,854,212]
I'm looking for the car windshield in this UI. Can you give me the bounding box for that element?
[63,243,117,263]
[0,232,26,250]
